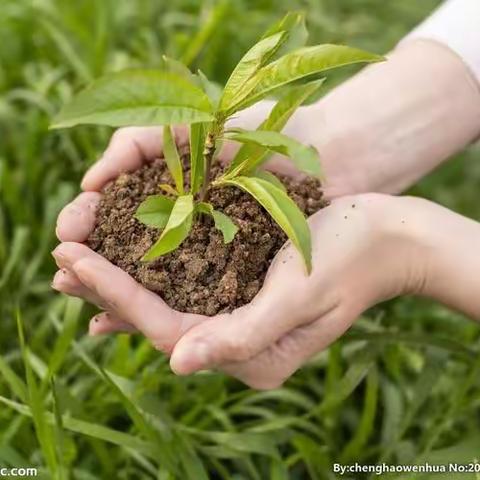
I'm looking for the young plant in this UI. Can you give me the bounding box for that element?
[51,12,383,273]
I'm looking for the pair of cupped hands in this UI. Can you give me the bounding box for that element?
[52,124,437,390]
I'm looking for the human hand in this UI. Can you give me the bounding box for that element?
[54,121,480,389]
[54,149,435,388]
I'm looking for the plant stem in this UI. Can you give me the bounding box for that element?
[199,131,216,202]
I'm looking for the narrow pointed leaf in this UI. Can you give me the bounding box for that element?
[227,45,384,114]
[197,70,223,107]
[163,125,184,194]
[51,70,214,128]
[261,11,308,57]
[196,202,238,243]
[260,79,325,131]
[228,79,325,172]
[190,123,207,195]
[142,195,194,261]
[134,195,175,229]
[160,55,196,83]
[226,129,321,177]
[219,176,311,272]
[253,171,287,192]
[219,32,287,111]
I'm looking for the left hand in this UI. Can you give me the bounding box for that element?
[54,185,431,389]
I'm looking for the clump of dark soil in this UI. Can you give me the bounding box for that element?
[87,153,327,316]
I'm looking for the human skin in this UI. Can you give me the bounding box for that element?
[53,39,480,389]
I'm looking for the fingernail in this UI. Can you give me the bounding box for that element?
[51,246,65,260]
[51,269,65,290]
[171,341,210,375]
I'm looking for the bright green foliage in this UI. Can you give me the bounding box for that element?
[3,1,479,478]
[163,125,184,194]
[224,45,384,114]
[51,70,214,128]
[52,12,383,271]
[225,128,322,177]
[219,32,287,112]
[142,195,194,260]
[196,202,238,243]
[134,195,175,229]
[189,123,207,195]
[217,176,312,273]
[228,79,325,173]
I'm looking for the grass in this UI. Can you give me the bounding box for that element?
[2,0,480,478]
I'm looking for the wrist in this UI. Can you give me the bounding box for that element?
[295,40,480,198]
[380,195,480,320]
[411,201,480,320]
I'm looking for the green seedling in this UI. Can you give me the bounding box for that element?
[51,12,383,273]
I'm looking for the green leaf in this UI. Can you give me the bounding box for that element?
[228,79,325,173]
[142,195,194,261]
[160,55,196,83]
[134,195,175,229]
[261,11,309,58]
[226,128,321,177]
[253,171,287,192]
[197,70,223,108]
[219,32,287,112]
[227,45,384,114]
[47,297,83,380]
[51,70,214,128]
[16,310,59,476]
[190,123,207,195]
[196,202,238,243]
[163,125,184,194]
[180,0,230,67]
[218,176,311,272]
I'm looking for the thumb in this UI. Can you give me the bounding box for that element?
[169,250,331,375]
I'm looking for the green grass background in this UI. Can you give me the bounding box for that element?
[2,0,480,478]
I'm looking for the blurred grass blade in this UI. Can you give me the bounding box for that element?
[47,297,83,380]
[16,310,59,477]
[340,366,379,462]
[0,226,29,290]
[41,18,91,83]
[0,394,158,458]
[315,346,379,415]
[0,356,27,403]
[181,0,230,67]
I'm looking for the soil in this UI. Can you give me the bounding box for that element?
[87,153,328,316]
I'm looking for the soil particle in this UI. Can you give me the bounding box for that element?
[87,156,327,315]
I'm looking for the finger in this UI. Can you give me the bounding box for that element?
[89,312,138,336]
[221,306,352,390]
[52,242,204,352]
[56,192,102,242]
[169,244,335,375]
[81,126,188,191]
[51,268,107,308]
